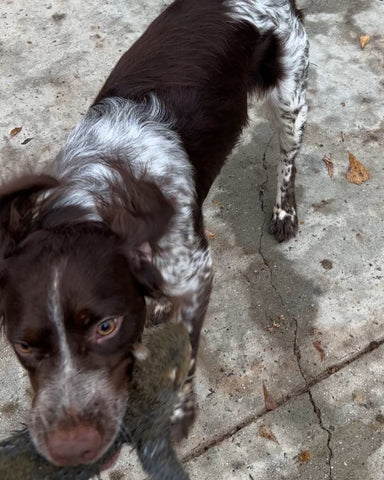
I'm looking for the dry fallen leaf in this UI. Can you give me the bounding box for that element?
[263,382,277,411]
[205,229,216,240]
[10,127,22,137]
[376,414,384,425]
[360,34,370,49]
[259,425,279,444]
[323,156,334,179]
[321,259,333,270]
[347,152,370,185]
[313,341,326,360]
[211,199,223,210]
[352,390,365,405]
[340,131,345,142]
[267,315,286,333]
[298,450,311,464]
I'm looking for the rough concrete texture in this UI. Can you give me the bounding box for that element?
[0,0,383,478]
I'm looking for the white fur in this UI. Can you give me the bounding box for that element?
[48,96,213,325]
[227,0,309,234]
[47,266,74,375]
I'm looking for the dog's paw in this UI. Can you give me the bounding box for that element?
[269,208,298,242]
[170,386,196,442]
[170,405,195,442]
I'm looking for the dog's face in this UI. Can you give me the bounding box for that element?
[0,174,173,466]
[2,232,148,465]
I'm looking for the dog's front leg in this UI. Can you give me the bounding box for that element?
[155,241,213,439]
[171,266,213,440]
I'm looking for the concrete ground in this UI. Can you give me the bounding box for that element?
[0,0,383,478]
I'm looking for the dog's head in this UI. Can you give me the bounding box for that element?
[0,173,174,466]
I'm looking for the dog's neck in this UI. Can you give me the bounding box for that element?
[47,96,194,223]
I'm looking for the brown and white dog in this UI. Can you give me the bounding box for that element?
[0,0,308,468]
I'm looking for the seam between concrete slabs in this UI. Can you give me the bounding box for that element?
[181,337,384,465]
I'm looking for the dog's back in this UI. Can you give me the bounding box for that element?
[94,0,289,201]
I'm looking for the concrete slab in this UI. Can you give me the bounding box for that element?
[311,343,384,480]
[0,0,384,479]
[185,395,330,480]
[183,344,384,480]
[261,0,384,382]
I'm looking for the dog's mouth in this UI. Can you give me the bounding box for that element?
[29,403,128,468]
[39,424,119,467]
[28,366,130,467]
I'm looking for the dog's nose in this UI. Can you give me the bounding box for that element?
[46,425,103,466]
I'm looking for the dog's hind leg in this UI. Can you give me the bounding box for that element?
[227,1,309,241]
[266,18,309,242]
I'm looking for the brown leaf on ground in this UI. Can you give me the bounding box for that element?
[323,156,334,179]
[205,229,216,240]
[347,152,370,185]
[352,390,365,405]
[298,450,311,464]
[211,199,223,210]
[313,341,326,360]
[263,382,277,411]
[10,127,22,137]
[360,34,370,49]
[267,315,286,333]
[259,425,279,444]
[376,414,384,424]
[340,131,345,142]
[321,259,333,270]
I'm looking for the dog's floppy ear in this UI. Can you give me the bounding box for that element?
[0,174,58,257]
[126,241,165,298]
[99,174,175,297]
[112,180,174,298]
[108,179,175,246]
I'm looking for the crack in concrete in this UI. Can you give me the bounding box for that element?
[182,337,384,466]
[257,134,288,313]
[257,135,273,216]
[181,134,384,470]
[257,133,274,248]
[257,134,307,386]
[308,390,334,479]
[257,133,334,477]
[293,317,334,476]
[291,315,334,479]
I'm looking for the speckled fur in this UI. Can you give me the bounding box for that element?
[0,0,308,459]
[226,0,309,240]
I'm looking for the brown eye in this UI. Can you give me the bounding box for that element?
[14,342,32,355]
[96,318,117,337]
